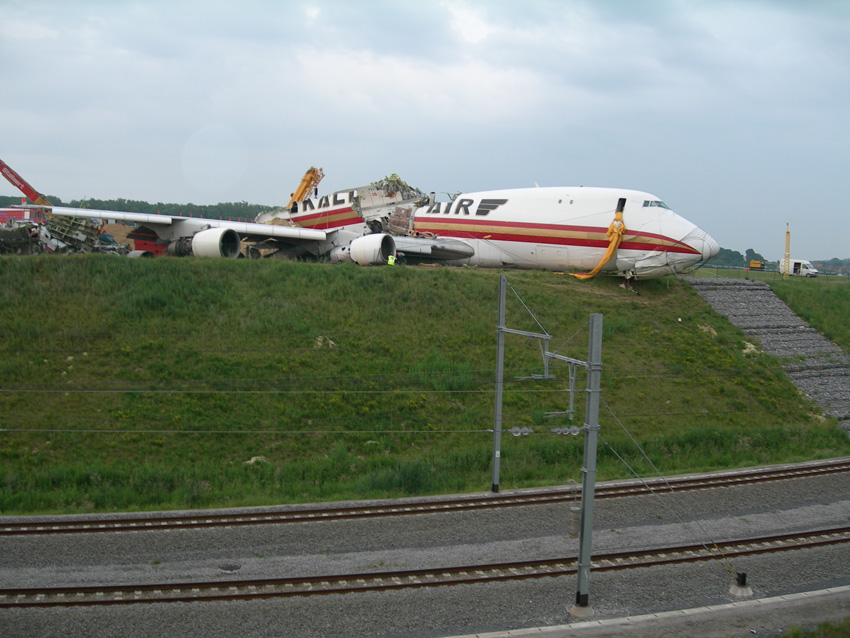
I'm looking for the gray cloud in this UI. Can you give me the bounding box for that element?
[1,0,848,259]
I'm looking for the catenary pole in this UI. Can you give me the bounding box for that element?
[571,312,603,617]
[491,275,507,492]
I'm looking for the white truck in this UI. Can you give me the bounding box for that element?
[779,258,818,277]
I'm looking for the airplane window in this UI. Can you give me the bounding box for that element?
[643,200,671,209]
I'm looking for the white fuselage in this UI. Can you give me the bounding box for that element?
[45,183,719,275]
[411,187,719,278]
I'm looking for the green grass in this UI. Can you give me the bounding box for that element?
[1,255,849,514]
[768,278,850,351]
[781,617,850,637]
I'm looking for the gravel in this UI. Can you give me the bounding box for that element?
[684,277,850,431]
[2,465,850,637]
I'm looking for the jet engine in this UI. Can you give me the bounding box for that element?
[167,228,241,258]
[330,233,396,266]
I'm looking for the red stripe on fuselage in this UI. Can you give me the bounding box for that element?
[413,217,699,255]
[290,206,361,230]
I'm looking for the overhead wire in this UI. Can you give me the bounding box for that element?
[0,274,816,442]
[1,426,494,435]
[506,279,550,336]
[599,397,740,579]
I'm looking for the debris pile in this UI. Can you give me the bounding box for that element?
[44,215,102,253]
[386,206,415,235]
[0,221,41,254]
[371,174,426,202]
[0,214,130,256]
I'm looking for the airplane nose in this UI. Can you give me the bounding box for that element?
[700,232,720,261]
[683,228,720,261]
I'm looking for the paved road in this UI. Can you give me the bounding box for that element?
[456,586,850,637]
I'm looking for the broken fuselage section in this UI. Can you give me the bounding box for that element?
[250,174,428,265]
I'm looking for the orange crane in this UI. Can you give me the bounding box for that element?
[0,158,104,251]
[0,157,53,211]
[287,167,324,209]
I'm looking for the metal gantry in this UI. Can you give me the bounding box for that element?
[491,275,603,615]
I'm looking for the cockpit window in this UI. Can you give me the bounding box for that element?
[643,200,671,209]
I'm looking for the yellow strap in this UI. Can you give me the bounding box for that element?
[570,210,627,280]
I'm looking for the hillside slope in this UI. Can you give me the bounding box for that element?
[1,256,847,513]
[687,278,850,431]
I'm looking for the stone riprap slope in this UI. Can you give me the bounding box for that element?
[685,277,850,431]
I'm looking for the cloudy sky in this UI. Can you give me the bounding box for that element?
[2,1,848,260]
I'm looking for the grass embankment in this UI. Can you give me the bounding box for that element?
[1,256,848,514]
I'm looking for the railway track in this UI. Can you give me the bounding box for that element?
[3,526,848,608]
[3,457,849,536]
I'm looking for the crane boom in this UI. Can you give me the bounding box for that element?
[287,167,325,209]
[0,158,104,251]
[0,158,53,210]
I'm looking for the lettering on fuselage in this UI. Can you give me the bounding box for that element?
[425,198,508,216]
[476,199,508,215]
[300,190,356,212]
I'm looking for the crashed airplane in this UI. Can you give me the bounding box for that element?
[1,158,718,278]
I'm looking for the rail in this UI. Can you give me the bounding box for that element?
[3,457,848,536]
[3,526,848,608]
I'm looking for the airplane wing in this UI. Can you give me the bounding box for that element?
[36,205,474,265]
[49,207,327,242]
[44,206,329,258]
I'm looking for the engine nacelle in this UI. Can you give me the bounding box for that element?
[329,245,351,264]
[167,228,241,258]
[331,234,395,266]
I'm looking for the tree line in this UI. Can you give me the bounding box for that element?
[707,247,850,274]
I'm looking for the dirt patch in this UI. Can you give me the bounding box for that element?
[102,223,134,250]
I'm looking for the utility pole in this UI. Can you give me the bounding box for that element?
[570,313,603,618]
[783,223,791,280]
[491,275,507,492]
[491,280,604,615]
[491,275,555,492]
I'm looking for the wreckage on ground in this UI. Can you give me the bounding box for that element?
[0,159,127,255]
[2,157,719,278]
[248,173,473,263]
[0,206,127,255]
